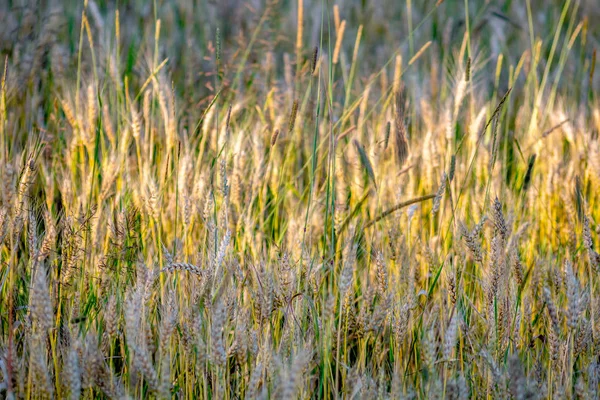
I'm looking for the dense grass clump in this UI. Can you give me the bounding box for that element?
[1,0,600,398]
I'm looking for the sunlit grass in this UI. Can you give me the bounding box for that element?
[0,0,599,398]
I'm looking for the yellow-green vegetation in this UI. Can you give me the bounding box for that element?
[1,0,600,398]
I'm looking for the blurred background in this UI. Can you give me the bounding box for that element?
[1,0,599,141]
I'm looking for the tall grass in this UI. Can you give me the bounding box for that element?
[0,0,599,398]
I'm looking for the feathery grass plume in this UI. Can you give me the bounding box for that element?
[104,294,118,338]
[432,172,447,214]
[375,251,387,294]
[393,85,409,167]
[30,332,54,397]
[543,287,560,334]
[288,100,298,134]
[446,375,469,400]
[444,107,453,142]
[393,303,410,345]
[60,217,84,284]
[124,289,142,344]
[276,252,294,301]
[38,210,56,261]
[255,263,275,323]
[16,155,35,216]
[449,154,456,182]
[162,262,203,277]
[489,115,502,171]
[368,294,391,333]
[214,229,231,270]
[383,121,391,150]
[575,317,592,357]
[564,259,581,330]
[447,269,457,305]
[64,336,81,400]
[444,312,459,360]
[422,323,437,370]
[552,265,564,291]
[0,208,8,245]
[422,242,438,275]
[360,90,374,135]
[29,265,53,332]
[162,245,174,267]
[465,57,471,82]
[86,83,97,132]
[332,20,346,64]
[469,106,487,147]
[110,209,126,250]
[246,361,264,399]
[492,197,508,242]
[158,291,177,396]
[480,350,503,394]
[509,245,524,288]
[220,158,230,199]
[229,308,251,364]
[583,215,600,271]
[459,221,484,264]
[271,129,280,147]
[100,153,119,201]
[125,287,159,393]
[131,103,141,140]
[486,234,506,324]
[507,354,528,400]
[588,362,600,399]
[339,243,357,297]
[130,342,160,393]
[279,347,312,399]
[575,375,586,399]
[79,332,100,389]
[453,74,467,120]
[548,322,560,363]
[145,176,160,221]
[311,46,319,75]
[27,210,38,255]
[210,280,229,366]
[353,139,377,189]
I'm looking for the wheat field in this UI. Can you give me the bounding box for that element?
[1,0,600,398]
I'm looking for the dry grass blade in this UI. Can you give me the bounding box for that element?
[364,194,436,228]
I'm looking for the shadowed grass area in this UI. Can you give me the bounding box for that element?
[1,0,600,398]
